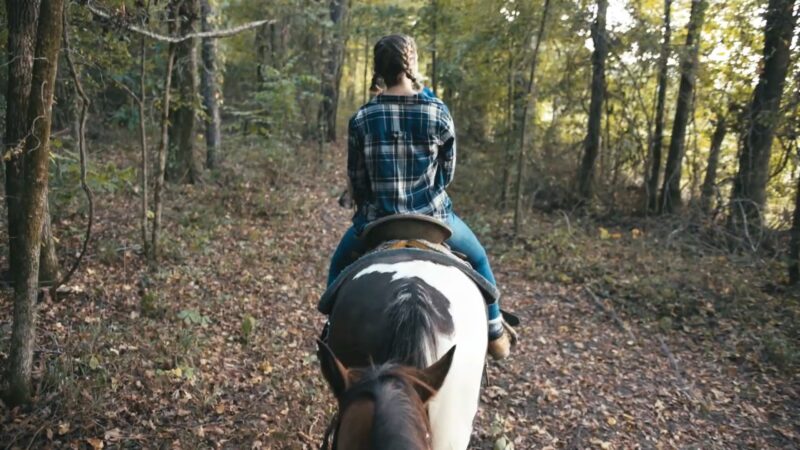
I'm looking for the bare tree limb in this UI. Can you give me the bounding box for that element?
[657,335,683,377]
[102,69,139,101]
[151,44,177,262]
[513,0,551,235]
[584,285,636,342]
[83,2,274,43]
[54,4,94,294]
[138,35,150,258]
[656,334,698,401]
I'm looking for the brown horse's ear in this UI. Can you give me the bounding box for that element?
[415,345,456,403]
[317,339,350,398]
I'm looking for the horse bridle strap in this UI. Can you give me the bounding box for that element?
[320,412,339,450]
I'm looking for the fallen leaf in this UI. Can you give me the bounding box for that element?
[104,428,123,441]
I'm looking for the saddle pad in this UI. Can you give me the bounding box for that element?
[370,239,467,264]
[318,247,501,315]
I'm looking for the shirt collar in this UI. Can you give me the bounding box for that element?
[372,93,429,105]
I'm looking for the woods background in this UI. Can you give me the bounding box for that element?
[0,0,799,448]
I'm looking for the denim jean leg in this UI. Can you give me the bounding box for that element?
[445,214,497,286]
[327,226,365,287]
[446,214,503,332]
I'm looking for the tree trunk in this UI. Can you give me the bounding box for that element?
[576,0,608,204]
[200,0,221,169]
[255,21,272,84]
[659,0,707,214]
[362,31,369,104]
[4,0,41,281]
[430,0,438,95]
[500,45,515,208]
[789,172,800,284]
[138,37,150,258]
[4,0,60,283]
[167,0,199,184]
[152,45,177,262]
[646,0,672,211]
[513,0,551,234]
[319,0,348,142]
[38,193,60,286]
[601,89,611,182]
[699,115,727,215]
[5,0,64,406]
[730,0,797,230]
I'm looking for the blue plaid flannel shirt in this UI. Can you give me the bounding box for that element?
[347,92,456,233]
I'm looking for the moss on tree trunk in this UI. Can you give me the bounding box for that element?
[5,0,64,406]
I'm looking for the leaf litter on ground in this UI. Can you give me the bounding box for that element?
[0,135,798,449]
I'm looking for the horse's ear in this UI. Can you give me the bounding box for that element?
[317,339,349,398]
[415,345,456,403]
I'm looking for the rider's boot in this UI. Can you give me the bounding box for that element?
[487,303,517,360]
[488,321,518,360]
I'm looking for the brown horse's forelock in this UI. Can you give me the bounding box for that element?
[331,364,433,450]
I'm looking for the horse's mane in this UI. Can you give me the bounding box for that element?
[381,278,454,369]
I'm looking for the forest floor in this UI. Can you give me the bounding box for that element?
[1,134,799,449]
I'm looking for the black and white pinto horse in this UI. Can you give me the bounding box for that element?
[318,218,491,449]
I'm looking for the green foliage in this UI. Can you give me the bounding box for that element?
[39,0,796,221]
[249,62,322,140]
[762,334,799,374]
[50,149,135,218]
[97,239,123,265]
[240,314,257,343]
[336,0,799,219]
[140,291,164,318]
[178,309,212,327]
[221,0,330,142]
[109,104,141,130]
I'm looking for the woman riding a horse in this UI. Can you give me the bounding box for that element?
[318,34,517,450]
[327,34,514,359]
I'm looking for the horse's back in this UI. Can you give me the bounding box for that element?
[328,257,487,450]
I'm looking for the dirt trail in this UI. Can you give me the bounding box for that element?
[1,143,797,449]
[277,164,799,449]
[252,150,799,449]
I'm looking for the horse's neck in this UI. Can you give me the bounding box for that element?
[371,384,429,450]
[336,398,374,449]
[333,259,487,450]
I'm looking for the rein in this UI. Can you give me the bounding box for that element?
[320,412,339,450]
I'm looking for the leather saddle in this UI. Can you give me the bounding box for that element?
[360,214,453,249]
[319,214,501,315]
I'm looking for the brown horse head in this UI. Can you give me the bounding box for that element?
[318,340,456,450]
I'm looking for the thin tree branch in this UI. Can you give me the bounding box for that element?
[584,285,636,342]
[769,136,794,179]
[514,0,551,235]
[54,4,94,293]
[151,44,177,262]
[607,48,654,128]
[103,71,140,102]
[83,2,274,43]
[138,35,150,258]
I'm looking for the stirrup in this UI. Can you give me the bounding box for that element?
[488,320,517,360]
